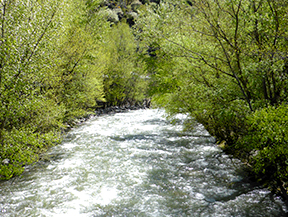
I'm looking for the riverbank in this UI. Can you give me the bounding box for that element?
[65,99,151,129]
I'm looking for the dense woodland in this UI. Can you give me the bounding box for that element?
[1,0,288,207]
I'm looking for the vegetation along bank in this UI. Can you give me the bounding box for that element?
[1,0,288,209]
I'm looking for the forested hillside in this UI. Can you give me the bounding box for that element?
[1,0,288,208]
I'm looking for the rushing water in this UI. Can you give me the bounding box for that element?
[0,109,287,217]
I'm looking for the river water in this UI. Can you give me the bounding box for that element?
[0,109,286,216]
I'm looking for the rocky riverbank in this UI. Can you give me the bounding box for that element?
[95,98,151,115]
[65,99,151,129]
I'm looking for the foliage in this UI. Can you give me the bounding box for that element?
[1,0,286,206]
[236,104,288,182]
[135,0,288,197]
[0,0,111,179]
[0,0,68,179]
[0,128,60,180]
[101,22,148,106]
[0,0,149,180]
[48,0,107,123]
[136,0,288,139]
[0,0,64,131]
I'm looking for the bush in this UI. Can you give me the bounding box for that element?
[236,104,288,183]
[0,128,60,180]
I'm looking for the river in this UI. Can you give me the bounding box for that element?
[0,109,286,216]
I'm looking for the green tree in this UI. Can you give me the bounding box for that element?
[101,22,148,106]
[0,0,67,179]
[136,0,288,139]
[48,0,107,123]
[0,0,110,179]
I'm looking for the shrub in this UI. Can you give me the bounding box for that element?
[236,104,288,183]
